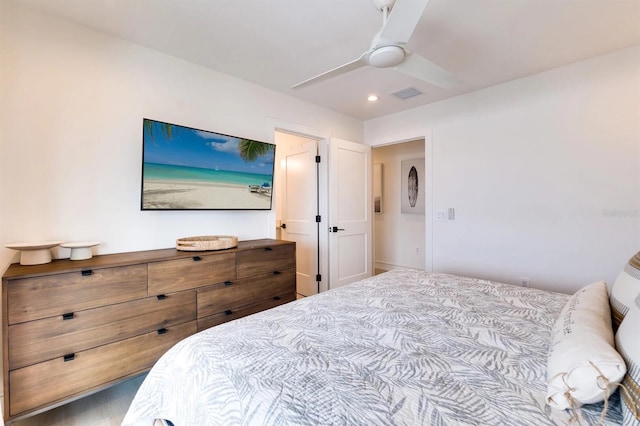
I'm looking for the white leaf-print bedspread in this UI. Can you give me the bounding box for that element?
[123,269,621,426]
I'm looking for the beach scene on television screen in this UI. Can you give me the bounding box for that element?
[142,119,275,210]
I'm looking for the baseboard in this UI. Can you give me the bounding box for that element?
[374,261,415,273]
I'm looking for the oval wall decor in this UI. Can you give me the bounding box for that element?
[401,159,425,214]
[408,166,418,207]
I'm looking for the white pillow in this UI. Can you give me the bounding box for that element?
[611,252,640,330]
[546,281,627,410]
[615,292,640,425]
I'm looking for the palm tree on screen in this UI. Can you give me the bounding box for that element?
[144,119,174,143]
[238,139,274,162]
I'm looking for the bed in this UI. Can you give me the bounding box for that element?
[122,269,622,425]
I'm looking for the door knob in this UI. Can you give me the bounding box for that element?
[280,223,287,229]
[330,226,345,232]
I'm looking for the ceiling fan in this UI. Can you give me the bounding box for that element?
[292,0,459,90]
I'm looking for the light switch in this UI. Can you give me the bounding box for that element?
[447,208,455,221]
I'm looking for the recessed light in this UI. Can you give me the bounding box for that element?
[367,95,378,102]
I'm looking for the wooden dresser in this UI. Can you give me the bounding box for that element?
[1,239,296,423]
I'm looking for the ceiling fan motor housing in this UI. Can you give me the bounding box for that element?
[368,45,405,68]
[372,0,397,12]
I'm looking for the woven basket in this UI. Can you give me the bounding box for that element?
[176,235,238,251]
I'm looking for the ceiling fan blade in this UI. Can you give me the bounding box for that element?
[378,0,430,45]
[292,52,369,89]
[394,52,460,89]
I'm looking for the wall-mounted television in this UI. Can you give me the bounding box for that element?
[141,118,276,210]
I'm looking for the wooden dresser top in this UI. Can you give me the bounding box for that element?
[3,239,293,280]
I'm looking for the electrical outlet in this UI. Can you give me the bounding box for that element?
[520,277,531,288]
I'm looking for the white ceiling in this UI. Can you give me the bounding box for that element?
[11,0,640,120]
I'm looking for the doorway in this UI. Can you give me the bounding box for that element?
[274,130,373,296]
[372,139,426,273]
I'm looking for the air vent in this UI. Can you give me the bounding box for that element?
[391,87,423,100]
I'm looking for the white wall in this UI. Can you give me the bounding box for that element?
[365,45,640,293]
[372,140,426,271]
[0,2,362,274]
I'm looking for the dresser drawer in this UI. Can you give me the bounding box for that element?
[198,292,295,331]
[7,265,148,324]
[148,252,236,295]
[8,290,195,370]
[9,321,196,417]
[236,244,296,278]
[197,268,295,318]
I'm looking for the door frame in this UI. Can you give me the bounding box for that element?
[367,131,434,272]
[270,120,330,293]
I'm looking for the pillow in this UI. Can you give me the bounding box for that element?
[615,292,640,425]
[611,252,640,330]
[546,281,627,410]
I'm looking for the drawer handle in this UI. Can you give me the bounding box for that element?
[156,294,167,300]
[224,281,233,286]
[224,310,233,316]
[62,312,75,320]
[192,256,202,261]
[63,353,75,362]
[157,328,168,335]
[264,247,273,251]
[273,271,281,275]
[273,296,281,301]
[81,270,93,276]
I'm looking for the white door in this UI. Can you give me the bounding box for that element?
[280,139,319,297]
[328,138,372,289]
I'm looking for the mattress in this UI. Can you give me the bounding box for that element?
[122,269,621,425]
